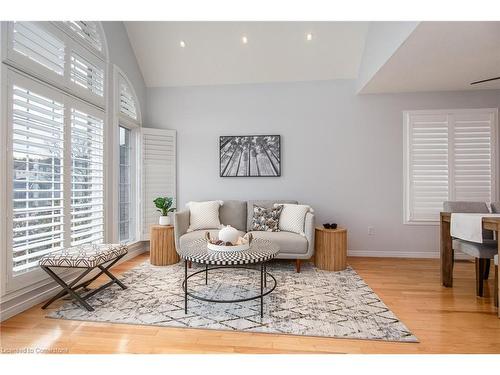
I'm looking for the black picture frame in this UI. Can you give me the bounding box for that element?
[219,135,281,177]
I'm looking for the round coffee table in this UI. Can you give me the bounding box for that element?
[178,238,280,318]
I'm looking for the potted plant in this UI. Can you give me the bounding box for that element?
[154,197,176,226]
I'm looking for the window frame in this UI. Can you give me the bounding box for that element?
[118,125,137,244]
[70,100,106,247]
[3,22,67,92]
[112,66,141,245]
[3,69,67,290]
[2,21,107,109]
[1,21,110,297]
[403,108,498,225]
[3,68,108,291]
[53,21,107,61]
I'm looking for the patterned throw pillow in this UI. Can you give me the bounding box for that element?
[251,205,283,232]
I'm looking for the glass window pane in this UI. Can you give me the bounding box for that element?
[119,126,133,243]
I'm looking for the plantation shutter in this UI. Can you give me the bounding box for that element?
[141,128,176,240]
[11,22,65,77]
[70,51,105,98]
[10,80,65,275]
[62,21,103,53]
[405,113,450,222]
[404,109,497,223]
[119,77,138,121]
[452,112,495,202]
[70,105,105,246]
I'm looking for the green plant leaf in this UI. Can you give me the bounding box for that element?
[154,197,175,216]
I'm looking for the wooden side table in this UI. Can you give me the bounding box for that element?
[314,227,347,271]
[150,225,179,266]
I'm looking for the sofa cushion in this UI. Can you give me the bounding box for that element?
[219,200,247,231]
[186,200,224,232]
[251,205,283,232]
[249,231,308,255]
[180,229,246,249]
[246,200,298,231]
[39,244,128,268]
[275,203,313,236]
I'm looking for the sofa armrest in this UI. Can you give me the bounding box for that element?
[174,210,190,250]
[304,212,315,258]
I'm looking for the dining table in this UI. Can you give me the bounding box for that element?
[440,212,500,318]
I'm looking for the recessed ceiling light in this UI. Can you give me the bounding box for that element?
[306,33,313,41]
[179,40,186,48]
[241,35,248,44]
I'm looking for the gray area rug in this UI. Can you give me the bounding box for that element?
[47,261,418,342]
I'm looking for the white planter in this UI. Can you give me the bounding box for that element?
[159,215,170,226]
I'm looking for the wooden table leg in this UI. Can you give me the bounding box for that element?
[497,234,500,318]
[440,213,454,287]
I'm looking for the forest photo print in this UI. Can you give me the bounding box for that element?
[219,135,281,177]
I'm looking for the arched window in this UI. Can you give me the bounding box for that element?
[2,21,109,286]
[4,21,108,107]
[115,68,141,244]
[62,21,104,53]
[119,75,140,122]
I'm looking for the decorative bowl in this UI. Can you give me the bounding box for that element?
[207,241,250,252]
[205,231,253,252]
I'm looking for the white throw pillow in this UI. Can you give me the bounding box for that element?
[274,203,313,236]
[186,201,224,232]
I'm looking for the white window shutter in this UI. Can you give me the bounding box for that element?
[10,81,65,274]
[452,111,495,202]
[70,51,105,97]
[11,22,65,76]
[405,112,450,222]
[404,109,497,223]
[119,77,138,121]
[140,128,176,240]
[70,105,105,246]
[62,21,103,53]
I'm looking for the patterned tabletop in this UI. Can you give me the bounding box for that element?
[178,238,280,265]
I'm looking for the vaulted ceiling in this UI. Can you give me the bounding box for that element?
[125,21,369,87]
[125,21,500,93]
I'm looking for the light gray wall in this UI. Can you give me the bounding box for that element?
[356,22,419,93]
[146,80,500,257]
[102,21,146,117]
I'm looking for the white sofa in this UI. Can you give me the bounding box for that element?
[174,200,315,272]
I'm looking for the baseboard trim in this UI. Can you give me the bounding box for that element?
[348,250,472,260]
[0,243,147,322]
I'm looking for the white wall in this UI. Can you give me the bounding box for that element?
[146,79,500,258]
[356,22,419,93]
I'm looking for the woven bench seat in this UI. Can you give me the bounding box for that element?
[39,244,128,268]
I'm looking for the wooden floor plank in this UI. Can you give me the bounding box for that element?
[1,254,499,354]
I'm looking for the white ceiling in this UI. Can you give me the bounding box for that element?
[361,22,500,93]
[125,22,369,87]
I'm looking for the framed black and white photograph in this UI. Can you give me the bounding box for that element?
[220,135,281,177]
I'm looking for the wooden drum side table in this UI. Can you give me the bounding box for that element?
[314,227,347,271]
[150,225,179,266]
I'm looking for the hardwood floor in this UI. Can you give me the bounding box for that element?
[1,254,499,354]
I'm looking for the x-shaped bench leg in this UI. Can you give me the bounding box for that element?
[41,266,95,311]
[41,254,127,311]
[76,255,126,290]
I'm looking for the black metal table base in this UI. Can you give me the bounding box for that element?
[182,260,276,318]
[40,254,127,312]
